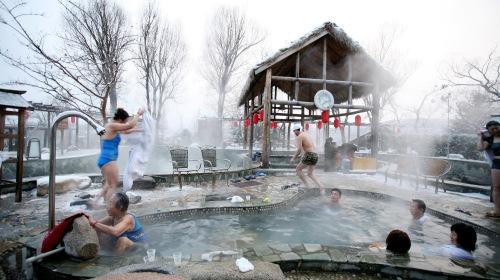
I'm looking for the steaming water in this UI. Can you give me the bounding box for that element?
[142,195,500,262]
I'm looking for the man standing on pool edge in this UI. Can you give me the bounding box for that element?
[290,123,325,193]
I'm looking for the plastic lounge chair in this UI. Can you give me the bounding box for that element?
[418,158,452,193]
[200,146,232,186]
[167,146,202,190]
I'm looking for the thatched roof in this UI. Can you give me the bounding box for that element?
[238,22,395,106]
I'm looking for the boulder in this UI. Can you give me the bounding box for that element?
[37,175,92,196]
[177,261,285,280]
[63,216,99,259]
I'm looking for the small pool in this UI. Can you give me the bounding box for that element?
[143,193,500,262]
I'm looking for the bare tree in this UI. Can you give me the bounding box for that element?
[0,0,131,122]
[403,87,443,132]
[136,2,186,130]
[203,6,264,119]
[451,89,500,133]
[445,47,500,100]
[364,23,416,121]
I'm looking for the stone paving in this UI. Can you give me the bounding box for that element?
[1,170,500,279]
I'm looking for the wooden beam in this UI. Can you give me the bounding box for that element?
[270,99,373,110]
[271,76,373,87]
[322,37,327,90]
[15,109,25,202]
[262,69,272,168]
[243,104,264,119]
[0,133,19,139]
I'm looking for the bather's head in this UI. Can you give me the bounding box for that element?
[113,108,130,123]
[410,199,426,220]
[386,229,411,254]
[106,192,129,217]
[450,223,477,252]
[330,188,342,203]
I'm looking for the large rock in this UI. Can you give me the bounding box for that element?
[63,216,99,259]
[117,176,156,190]
[37,175,92,196]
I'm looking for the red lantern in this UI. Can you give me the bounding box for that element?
[253,113,259,124]
[321,110,329,123]
[70,116,76,124]
[259,110,264,121]
[333,118,340,128]
[245,118,250,128]
[354,115,361,126]
[24,110,29,119]
[271,121,277,129]
[305,123,310,130]
[317,121,323,129]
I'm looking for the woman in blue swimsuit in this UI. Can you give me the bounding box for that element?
[478,120,500,218]
[89,192,145,254]
[98,108,143,201]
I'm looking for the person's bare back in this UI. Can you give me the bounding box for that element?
[297,132,316,153]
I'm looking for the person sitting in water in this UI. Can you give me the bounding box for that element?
[369,229,411,254]
[410,199,428,225]
[441,223,476,260]
[89,192,145,255]
[330,188,342,203]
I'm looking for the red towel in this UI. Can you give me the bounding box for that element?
[41,213,89,253]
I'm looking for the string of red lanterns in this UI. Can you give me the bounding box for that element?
[333,118,340,128]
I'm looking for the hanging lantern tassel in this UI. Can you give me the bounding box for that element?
[333,118,340,129]
[321,110,329,123]
[317,121,323,129]
[354,115,361,127]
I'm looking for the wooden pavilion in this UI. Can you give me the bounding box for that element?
[0,88,33,202]
[239,22,395,168]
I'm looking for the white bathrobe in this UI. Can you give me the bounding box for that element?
[122,112,156,191]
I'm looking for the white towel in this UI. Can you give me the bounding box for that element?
[227,196,244,203]
[122,112,156,191]
[235,257,254,273]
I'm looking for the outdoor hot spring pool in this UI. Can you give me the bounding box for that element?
[140,193,500,262]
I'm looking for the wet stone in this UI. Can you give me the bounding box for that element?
[328,248,348,262]
[339,263,361,271]
[380,267,403,276]
[290,243,304,252]
[301,252,331,261]
[269,243,291,252]
[254,245,274,257]
[304,243,322,253]
[262,254,281,262]
[280,252,301,261]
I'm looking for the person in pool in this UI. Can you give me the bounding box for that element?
[369,229,411,254]
[441,223,476,260]
[97,108,143,201]
[89,192,145,255]
[330,188,342,203]
[410,199,428,226]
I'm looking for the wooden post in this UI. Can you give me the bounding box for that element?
[15,109,25,202]
[249,99,255,158]
[243,102,248,149]
[300,107,304,129]
[262,69,272,168]
[322,38,329,140]
[371,83,380,156]
[347,55,353,144]
[60,129,64,155]
[294,52,300,101]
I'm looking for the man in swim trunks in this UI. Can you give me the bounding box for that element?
[290,123,324,192]
[89,192,145,255]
